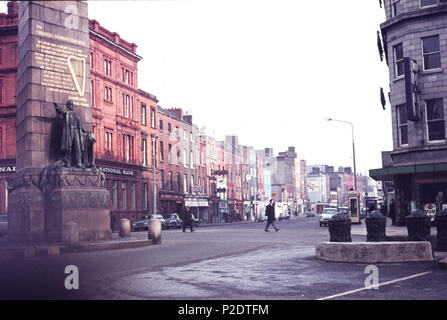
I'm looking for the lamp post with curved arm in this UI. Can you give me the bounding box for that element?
[151,128,179,215]
[326,118,357,192]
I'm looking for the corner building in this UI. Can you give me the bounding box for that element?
[370,0,447,225]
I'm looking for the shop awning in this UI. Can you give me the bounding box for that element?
[369,162,447,181]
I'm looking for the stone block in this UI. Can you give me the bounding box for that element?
[119,219,130,237]
[315,241,433,263]
[148,219,162,244]
[62,222,79,247]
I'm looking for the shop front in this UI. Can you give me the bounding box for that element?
[97,162,142,230]
[185,196,209,222]
[218,199,228,222]
[370,163,447,226]
[0,162,15,215]
[159,192,184,217]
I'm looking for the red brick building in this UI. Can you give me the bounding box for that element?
[0,2,18,215]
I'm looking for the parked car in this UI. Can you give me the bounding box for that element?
[131,214,166,231]
[0,214,7,236]
[191,216,200,227]
[165,213,182,229]
[338,207,349,215]
[278,212,290,221]
[319,208,339,227]
[257,215,267,222]
[306,211,315,218]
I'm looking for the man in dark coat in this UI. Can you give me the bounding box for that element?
[389,199,396,226]
[265,199,279,232]
[54,100,85,168]
[182,205,194,232]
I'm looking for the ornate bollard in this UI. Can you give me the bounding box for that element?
[435,209,447,251]
[62,222,79,248]
[328,213,352,242]
[148,218,162,244]
[365,210,387,242]
[406,210,431,241]
[119,219,131,237]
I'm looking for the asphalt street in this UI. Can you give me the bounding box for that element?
[0,215,446,300]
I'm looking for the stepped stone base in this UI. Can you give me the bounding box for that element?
[316,241,433,263]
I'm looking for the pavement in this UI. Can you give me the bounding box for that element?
[1,215,447,300]
[1,215,446,266]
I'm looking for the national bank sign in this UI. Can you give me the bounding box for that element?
[97,166,136,177]
[0,166,15,174]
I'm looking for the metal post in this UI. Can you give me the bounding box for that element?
[152,135,157,215]
[326,118,357,191]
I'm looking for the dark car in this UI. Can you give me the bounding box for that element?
[131,214,166,231]
[165,213,182,229]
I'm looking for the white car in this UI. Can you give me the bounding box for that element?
[319,208,339,227]
[0,215,7,236]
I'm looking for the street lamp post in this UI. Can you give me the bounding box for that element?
[151,129,178,215]
[326,118,357,191]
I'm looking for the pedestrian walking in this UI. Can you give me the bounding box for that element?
[265,199,279,232]
[182,205,195,232]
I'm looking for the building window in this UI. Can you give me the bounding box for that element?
[422,35,441,71]
[159,120,163,131]
[190,150,194,169]
[184,174,188,193]
[143,183,148,211]
[123,94,130,118]
[168,144,172,163]
[104,58,112,76]
[151,108,156,128]
[426,99,445,142]
[160,170,164,190]
[105,132,113,151]
[183,129,187,140]
[0,79,3,105]
[142,139,147,166]
[168,171,172,191]
[176,146,181,164]
[191,175,194,193]
[397,104,408,146]
[141,104,147,125]
[160,141,164,162]
[104,86,112,102]
[125,135,130,162]
[112,180,118,209]
[121,182,127,209]
[393,43,404,78]
[183,148,188,168]
[190,131,194,142]
[391,0,401,17]
[420,0,437,7]
[91,80,94,107]
[177,173,181,192]
[168,123,172,133]
[90,52,94,68]
[131,183,136,210]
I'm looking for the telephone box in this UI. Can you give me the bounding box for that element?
[348,190,361,224]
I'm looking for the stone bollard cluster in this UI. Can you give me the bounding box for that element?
[62,222,79,248]
[406,210,431,242]
[148,218,162,244]
[119,219,131,237]
[365,210,387,242]
[328,213,352,242]
[435,209,447,251]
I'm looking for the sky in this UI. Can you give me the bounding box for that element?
[2,0,392,175]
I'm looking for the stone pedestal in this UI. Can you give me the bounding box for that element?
[44,167,111,242]
[62,222,79,247]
